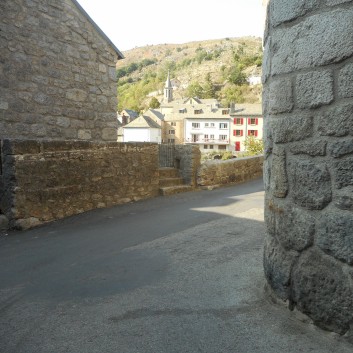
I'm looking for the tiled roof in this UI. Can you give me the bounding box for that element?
[231,104,263,116]
[124,116,161,129]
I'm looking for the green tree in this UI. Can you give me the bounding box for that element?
[149,97,160,109]
[203,73,216,99]
[243,136,264,156]
[228,65,247,85]
[187,82,204,98]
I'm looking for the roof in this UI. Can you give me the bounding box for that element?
[71,0,124,59]
[123,116,161,129]
[121,109,139,118]
[144,109,165,121]
[231,104,263,116]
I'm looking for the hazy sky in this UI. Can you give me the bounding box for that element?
[76,0,265,52]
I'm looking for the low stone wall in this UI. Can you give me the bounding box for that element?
[174,145,201,187]
[1,140,159,229]
[197,155,264,188]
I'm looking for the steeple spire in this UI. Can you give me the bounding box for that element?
[164,70,173,103]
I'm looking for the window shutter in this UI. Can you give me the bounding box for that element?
[233,118,236,124]
[248,118,251,125]
[256,118,258,125]
[233,130,236,136]
[255,130,258,137]
[241,130,243,136]
[248,130,251,136]
[241,118,244,125]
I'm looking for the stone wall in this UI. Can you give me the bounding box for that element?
[263,0,353,335]
[174,145,201,187]
[1,140,159,230]
[197,155,264,188]
[0,0,121,141]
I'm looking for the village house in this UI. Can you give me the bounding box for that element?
[123,115,161,143]
[1,0,123,141]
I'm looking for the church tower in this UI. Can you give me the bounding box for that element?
[164,70,173,103]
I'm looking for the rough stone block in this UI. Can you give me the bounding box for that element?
[318,104,353,137]
[271,9,353,75]
[270,145,288,198]
[78,129,92,140]
[270,0,319,27]
[267,77,293,114]
[66,88,87,102]
[270,114,313,143]
[328,138,353,158]
[326,0,353,5]
[317,211,353,264]
[288,159,332,209]
[338,63,353,98]
[333,157,353,189]
[263,234,298,301]
[292,248,353,334]
[289,140,326,156]
[296,70,333,109]
[0,214,9,230]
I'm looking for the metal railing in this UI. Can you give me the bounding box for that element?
[159,143,175,167]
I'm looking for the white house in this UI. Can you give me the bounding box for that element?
[184,117,231,152]
[123,115,161,143]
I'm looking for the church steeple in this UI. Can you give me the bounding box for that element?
[164,70,173,103]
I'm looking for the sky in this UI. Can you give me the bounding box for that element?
[76,0,266,52]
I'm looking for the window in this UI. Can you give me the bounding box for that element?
[168,130,175,134]
[191,134,199,142]
[235,141,241,151]
[209,145,214,149]
[179,109,186,113]
[219,135,227,140]
[222,109,229,115]
[233,130,243,137]
[204,123,209,127]
[192,123,200,129]
[234,118,244,125]
[194,109,202,114]
[210,134,214,140]
[248,130,258,137]
[204,145,208,149]
[171,122,177,126]
[219,123,228,129]
[210,123,215,127]
[204,134,209,141]
[218,145,227,150]
[168,138,175,144]
[249,118,259,125]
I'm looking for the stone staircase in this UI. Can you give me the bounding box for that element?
[159,168,193,196]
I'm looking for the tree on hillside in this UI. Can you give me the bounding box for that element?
[244,136,264,156]
[187,82,204,98]
[149,97,160,109]
[203,73,216,99]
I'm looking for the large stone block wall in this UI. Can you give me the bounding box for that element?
[174,145,201,187]
[0,140,159,229]
[197,156,264,188]
[263,0,353,335]
[0,0,120,141]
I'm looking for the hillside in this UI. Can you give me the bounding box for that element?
[116,37,263,112]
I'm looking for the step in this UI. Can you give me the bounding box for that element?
[159,177,183,187]
[159,185,193,196]
[159,167,180,179]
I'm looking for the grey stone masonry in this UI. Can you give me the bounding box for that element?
[0,0,123,141]
[263,0,353,337]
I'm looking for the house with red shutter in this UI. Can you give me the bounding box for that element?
[230,104,263,152]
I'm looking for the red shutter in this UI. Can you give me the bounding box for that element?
[241,130,243,137]
[248,118,251,125]
[255,130,258,137]
[248,130,251,136]
[233,118,236,124]
[233,130,236,136]
[256,118,258,125]
[241,118,244,125]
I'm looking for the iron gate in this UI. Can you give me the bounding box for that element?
[159,144,175,167]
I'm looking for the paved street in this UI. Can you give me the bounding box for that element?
[0,178,352,352]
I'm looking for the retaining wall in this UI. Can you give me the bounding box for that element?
[197,155,264,188]
[263,0,353,335]
[0,140,159,229]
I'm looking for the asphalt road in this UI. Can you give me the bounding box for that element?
[0,178,352,352]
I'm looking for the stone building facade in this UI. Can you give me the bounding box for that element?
[0,0,123,141]
[263,0,353,336]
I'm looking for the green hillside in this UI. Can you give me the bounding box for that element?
[116,37,263,113]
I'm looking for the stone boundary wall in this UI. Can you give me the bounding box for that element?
[174,145,201,187]
[1,0,120,141]
[263,0,353,336]
[197,155,264,188]
[0,140,159,230]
